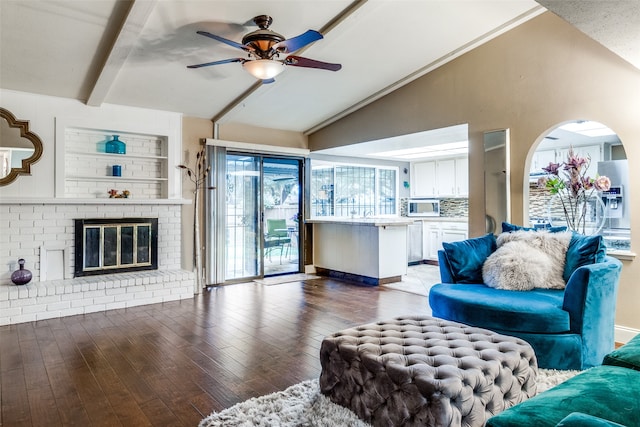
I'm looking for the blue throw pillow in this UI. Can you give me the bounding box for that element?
[442,233,497,283]
[502,221,567,233]
[563,233,607,282]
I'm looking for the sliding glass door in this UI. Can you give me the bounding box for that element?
[208,149,303,284]
[262,157,301,276]
[225,154,261,279]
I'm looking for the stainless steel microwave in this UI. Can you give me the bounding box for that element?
[408,199,440,217]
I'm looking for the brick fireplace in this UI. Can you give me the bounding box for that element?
[0,201,194,326]
[0,91,193,326]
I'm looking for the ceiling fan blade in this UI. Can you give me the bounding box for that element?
[196,30,252,52]
[187,58,245,69]
[273,30,322,53]
[285,55,341,71]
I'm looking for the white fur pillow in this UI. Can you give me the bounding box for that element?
[482,231,572,291]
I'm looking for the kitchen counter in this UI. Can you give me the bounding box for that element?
[309,218,409,284]
[305,217,414,226]
[414,216,468,223]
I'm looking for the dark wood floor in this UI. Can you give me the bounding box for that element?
[0,277,431,426]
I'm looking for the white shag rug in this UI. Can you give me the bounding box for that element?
[198,369,581,427]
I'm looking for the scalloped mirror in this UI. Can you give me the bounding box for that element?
[0,107,43,186]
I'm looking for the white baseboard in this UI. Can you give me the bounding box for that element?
[304,264,316,274]
[615,325,640,344]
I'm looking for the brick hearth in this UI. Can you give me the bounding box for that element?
[0,269,194,325]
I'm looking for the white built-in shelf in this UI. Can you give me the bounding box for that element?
[66,176,168,182]
[63,127,171,199]
[67,151,168,160]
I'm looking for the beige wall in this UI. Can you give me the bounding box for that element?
[218,122,308,148]
[181,117,214,272]
[308,12,640,331]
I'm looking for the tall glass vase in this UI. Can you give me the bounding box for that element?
[547,192,606,235]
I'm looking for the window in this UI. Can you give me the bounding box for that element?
[311,163,398,217]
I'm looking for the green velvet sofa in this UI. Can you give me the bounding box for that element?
[486,333,640,427]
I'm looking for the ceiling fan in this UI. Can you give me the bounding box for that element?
[187,15,342,83]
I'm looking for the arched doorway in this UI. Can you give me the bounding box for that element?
[526,120,630,251]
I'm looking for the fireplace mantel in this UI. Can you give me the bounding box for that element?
[0,198,191,205]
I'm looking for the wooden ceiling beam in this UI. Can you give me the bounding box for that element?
[86,0,157,107]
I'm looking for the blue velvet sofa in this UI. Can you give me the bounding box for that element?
[486,333,640,426]
[428,232,623,370]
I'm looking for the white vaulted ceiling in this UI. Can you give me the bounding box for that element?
[0,0,542,133]
[0,1,637,134]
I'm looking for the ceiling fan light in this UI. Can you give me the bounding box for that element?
[242,59,285,80]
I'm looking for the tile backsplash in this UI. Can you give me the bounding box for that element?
[400,198,468,218]
[440,198,469,217]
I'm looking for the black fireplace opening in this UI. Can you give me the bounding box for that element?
[74,218,158,277]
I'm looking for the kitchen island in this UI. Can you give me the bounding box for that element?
[306,217,414,285]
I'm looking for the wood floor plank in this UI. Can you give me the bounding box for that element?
[1,368,32,427]
[139,398,183,427]
[33,324,65,367]
[0,326,23,374]
[16,322,37,342]
[26,385,63,427]
[18,338,43,369]
[74,340,152,427]
[67,362,123,427]
[84,326,156,405]
[43,362,93,426]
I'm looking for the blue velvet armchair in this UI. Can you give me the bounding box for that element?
[429,249,622,370]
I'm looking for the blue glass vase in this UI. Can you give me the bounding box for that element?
[106,135,126,154]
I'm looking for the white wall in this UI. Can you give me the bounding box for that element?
[0,89,183,199]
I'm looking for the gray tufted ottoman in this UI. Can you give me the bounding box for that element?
[319,316,538,427]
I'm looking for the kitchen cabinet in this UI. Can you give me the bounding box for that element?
[422,220,468,261]
[455,157,468,197]
[424,223,442,260]
[531,145,601,179]
[411,156,468,198]
[557,145,601,179]
[411,161,436,197]
[436,159,456,196]
[530,149,556,175]
[407,220,424,263]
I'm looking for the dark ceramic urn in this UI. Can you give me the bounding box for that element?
[11,258,32,285]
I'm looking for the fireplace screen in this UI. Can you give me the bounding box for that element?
[75,218,158,277]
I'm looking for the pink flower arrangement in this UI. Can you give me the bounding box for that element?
[538,146,610,233]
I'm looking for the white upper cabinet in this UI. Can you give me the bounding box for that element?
[436,159,456,197]
[531,149,557,175]
[557,145,601,179]
[411,156,468,198]
[455,157,468,197]
[531,144,602,180]
[411,161,437,197]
